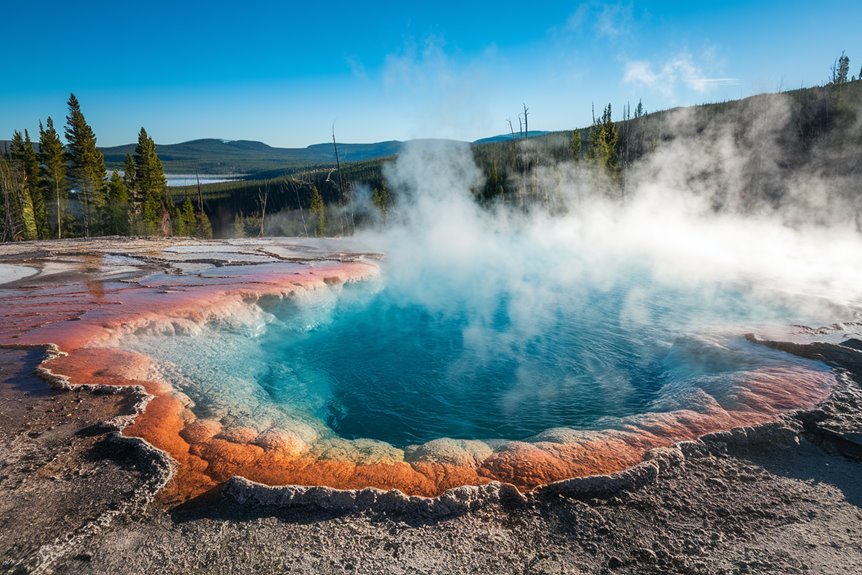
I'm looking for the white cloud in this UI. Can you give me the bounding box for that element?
[382,36,453,91]
[595,3,632,39]
[564,4,589,31]
[623,52,738,97]
[559,2,632,39]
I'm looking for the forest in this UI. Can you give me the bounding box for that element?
[1,52,860,241]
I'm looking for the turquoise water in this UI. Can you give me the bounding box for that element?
[251,277,818,447]
[123,265,830,449]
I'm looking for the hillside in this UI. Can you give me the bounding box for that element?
[164,80,862,237]
[99,138,437,174]
[3,80,861,241]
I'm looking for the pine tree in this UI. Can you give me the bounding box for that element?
[9,131,38,240]
[479,163,504,204]
[65,93,107,236]
[586,103,620,183]
[309,185,326,236]
[123,153,140,232]
[178,196,196,236]
[372,183,391,223]
[105,170,130,235]
[133,128,170,235]
[39,118,68,239]
[22,130,47,238]
[831,51,850,85]
[196,208,213,238]
[569,130,581,162]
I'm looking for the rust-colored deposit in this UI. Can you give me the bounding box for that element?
[0,241,835,504]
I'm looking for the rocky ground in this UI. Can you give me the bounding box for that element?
[1,340,861,575]
[1,238,861,574]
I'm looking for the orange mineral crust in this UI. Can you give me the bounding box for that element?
[0,250,835,503]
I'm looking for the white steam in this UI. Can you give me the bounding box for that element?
[359,103,862,346]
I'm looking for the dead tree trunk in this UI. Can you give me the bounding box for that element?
[291,181,309,237]
[258,183,268,237]
[332,125,350,235]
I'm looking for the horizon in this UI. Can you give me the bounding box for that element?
[2,1,861,148]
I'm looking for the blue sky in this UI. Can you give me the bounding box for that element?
[2,1,860,147]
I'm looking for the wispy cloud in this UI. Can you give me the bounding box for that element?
[623,52,738,97]
[564,4,590,32]
[378,36,502,140]
[346,56,367,81]
[382,36,453,91]
[595,3,632,39]
[560,2,633,39]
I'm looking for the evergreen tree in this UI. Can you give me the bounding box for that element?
[831,51,850,85]
[133,128,170,235]
[586,103,620,183]
[195,203,213,238]
[372,183,391,223]
[9,131,38,240]
[39,118,67,239]
[309,185,326,236]
[479,162,504,204]
[65,93,106,236]
[569,130,581,162]
[175,196,194,236]
[634,99,645,119]
[197,211,213,238]
[123,153,140,232]
[105,170,130,235]
[22,130,47,238]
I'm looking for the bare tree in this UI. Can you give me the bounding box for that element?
[331,124,351,235]
[0,158,23,241]
[290,181,309,237]
[258,182,269,237]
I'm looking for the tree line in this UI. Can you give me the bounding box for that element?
[3,51,858,241]
[1,94,212,242]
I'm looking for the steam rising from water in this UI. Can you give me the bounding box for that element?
[132,109,862,447]
[362,100,862,332]
[117,102,860,494]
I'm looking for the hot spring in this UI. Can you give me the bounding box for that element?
[103,141,862,496]
[122,259,832,453]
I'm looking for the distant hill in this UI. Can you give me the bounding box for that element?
[98,139,416,175]
[2,134,481,175]
[3,133,545,175]
[473,131,550,144]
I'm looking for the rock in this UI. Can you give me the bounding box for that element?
[636,547,657,562]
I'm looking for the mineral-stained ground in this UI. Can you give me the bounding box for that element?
[1,238,861,575]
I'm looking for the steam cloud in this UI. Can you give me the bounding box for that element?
[359,93,862,354]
